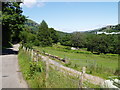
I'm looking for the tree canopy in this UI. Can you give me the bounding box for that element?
[2,2,26,47]
[37,20,52,46]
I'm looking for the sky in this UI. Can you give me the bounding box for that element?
[21,1,118,33]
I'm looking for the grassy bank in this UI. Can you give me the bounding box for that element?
[33,44,118,79]
[18,49,46,88]
[48,66,100,88]
[18,49,100,88]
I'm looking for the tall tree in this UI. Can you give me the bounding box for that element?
[2,2,26,47]
[49,28,58,43]
[60,34,72,46]
[37,20,52,46]
[71,32,85,48]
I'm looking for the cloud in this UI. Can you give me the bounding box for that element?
[20,0,118,8]
[36,2,45,7]
[21,0,45,8]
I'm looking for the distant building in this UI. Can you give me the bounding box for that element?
[71,47,78,50]
[106,25,116,29]
[96,32,120,35]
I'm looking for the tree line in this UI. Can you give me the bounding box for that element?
[21,20,119,54]
[2,2,119,55]
[59,32,119,54]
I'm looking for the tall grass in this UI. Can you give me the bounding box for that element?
[18,50,46,88]
[18,49,100,88]
[33,45,118,79]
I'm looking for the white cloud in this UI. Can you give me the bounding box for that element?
[20,0,119,8]
[36,2,45,7]
[21,0,45,8]
[23,0,119,2]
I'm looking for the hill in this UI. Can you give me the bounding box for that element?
[24,19,70,35]
[85,24,120,34]
[24,19,39,31]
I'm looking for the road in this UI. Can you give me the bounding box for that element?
[0,44,28,89]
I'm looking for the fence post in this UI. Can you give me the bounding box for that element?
[31,49,33,61]
[79,67,86,88]
[23,46,25,51]
[29,49,31,55]
[45,57,49,88]
[36,53,38,62]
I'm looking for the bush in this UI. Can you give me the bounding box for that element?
[65,46,71,50]
[33,39,40,46]
[28,61,43,78]
[114,68,120,76]
[24,43,33,49]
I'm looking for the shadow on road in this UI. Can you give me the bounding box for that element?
[1,48,18,55]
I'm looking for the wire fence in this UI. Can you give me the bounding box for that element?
[21,45,103,88]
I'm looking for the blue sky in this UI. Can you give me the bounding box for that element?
[21,2,118,33]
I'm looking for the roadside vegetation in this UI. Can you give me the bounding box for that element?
[18,48,101,88]
[18,49,46,88]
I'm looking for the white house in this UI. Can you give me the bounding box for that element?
[96,32,120,35]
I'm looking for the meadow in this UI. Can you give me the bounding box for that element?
[33,44,118,79]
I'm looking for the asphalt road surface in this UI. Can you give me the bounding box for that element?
[0,44,28,89]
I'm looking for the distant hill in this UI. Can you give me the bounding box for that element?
[24,19,39,31]
[56,31,70,36]
[24,19,72,37]
[85,24,120,34]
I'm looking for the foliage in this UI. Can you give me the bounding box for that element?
[86,34,119,54]
[58,31,119,54]
[19,30,36,43]
[59,34,72,46]
[18,49,46,88]
[24,19,39,31]
[2,2,26,46]
[28,61,43,77]
[56,31,70,40]
[37,20,52,47]
[24,43,33,49]
[21,18,119,55]
[71,32,86,48]
[49,28,59,43]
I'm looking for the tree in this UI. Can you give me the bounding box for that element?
[2,2,26,47]
[86,34,97,53]
[60,34,72,46]
[107,34,119,54]
[86,34,115,54]
[71,32,85,48]
[37,20,52,46]
[49,28,58,43]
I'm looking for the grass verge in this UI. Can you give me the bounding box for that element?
[18,49,46,88]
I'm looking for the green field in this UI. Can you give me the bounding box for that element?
[33,44,118,79]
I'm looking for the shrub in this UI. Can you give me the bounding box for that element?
[33,39,40,46]
[29,61,43,77]
[65,46,71,50]
[24,43,33,49]
[114,68,120,76]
